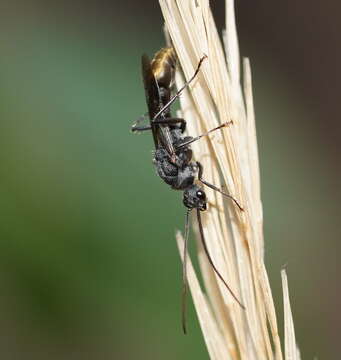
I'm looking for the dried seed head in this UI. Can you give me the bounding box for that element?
[159,0,300,359]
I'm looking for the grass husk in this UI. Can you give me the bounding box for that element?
[158,0,300,358]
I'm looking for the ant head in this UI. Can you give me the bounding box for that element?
[183,185,207,211]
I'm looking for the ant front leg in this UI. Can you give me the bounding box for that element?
[196,161,244,211]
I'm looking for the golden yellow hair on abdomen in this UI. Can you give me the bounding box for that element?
[151,47,177,87]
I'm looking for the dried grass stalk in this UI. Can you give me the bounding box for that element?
[159,0,300,359]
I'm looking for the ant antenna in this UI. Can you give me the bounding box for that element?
[196,161,244,212]
[153,55,207,121]
[181,208,191,334]
[196,209,245,309]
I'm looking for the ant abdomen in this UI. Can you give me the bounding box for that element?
[151,47,177,89]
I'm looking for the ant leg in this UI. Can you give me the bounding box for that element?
[131,125,152,132]
[153,117,186,132]
[196,161,244,211]
[175,120,233,150]
[133,118,186,133]
[131,112,149,132]
[152,55,208,121]
[181,209,191,334]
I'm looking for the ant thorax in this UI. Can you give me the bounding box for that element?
[154,147,196,191]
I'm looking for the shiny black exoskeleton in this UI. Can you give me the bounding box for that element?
[132,47,244,333]
[132,47,210,212]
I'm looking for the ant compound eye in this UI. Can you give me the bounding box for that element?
[196,190,205,200]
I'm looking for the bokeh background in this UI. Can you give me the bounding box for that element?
[0,1,340,359]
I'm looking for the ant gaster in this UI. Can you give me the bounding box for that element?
[132,47,245,333]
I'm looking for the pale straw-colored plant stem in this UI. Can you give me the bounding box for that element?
[159,0,300,359]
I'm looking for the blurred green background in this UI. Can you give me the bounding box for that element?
[0,1,340,359]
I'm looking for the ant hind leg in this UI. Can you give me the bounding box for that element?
[131,112,150,132]
[131,125,152,132]
[152,117,186,132]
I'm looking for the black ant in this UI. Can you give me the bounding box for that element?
[132,47,245,333]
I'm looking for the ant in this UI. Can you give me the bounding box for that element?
[132,47,245,333]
